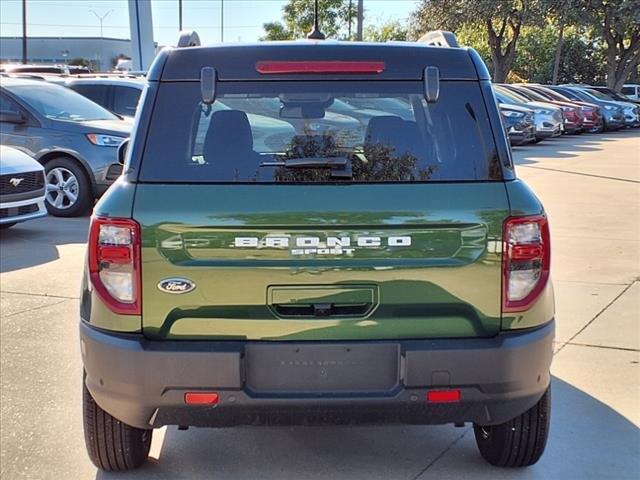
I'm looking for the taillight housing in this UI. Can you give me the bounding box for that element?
[502,215,550,312]
[88,217,141,315]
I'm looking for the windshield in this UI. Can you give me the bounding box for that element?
[140,81,500,183]
[495,87,528,105]
[587,88,620,101]
[6,84,118,121]
[537,87,570,102]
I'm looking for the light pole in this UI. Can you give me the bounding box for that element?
[220,0,224,42]
[89,9,114,38]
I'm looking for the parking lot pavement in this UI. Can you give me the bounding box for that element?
[1,130,639,479]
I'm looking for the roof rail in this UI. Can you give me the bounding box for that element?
[418,30,460,48]
[177,30,201,48]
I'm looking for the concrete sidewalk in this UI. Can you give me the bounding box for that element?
[0,130,638,479]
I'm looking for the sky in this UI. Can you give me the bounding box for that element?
[0,0,418,46]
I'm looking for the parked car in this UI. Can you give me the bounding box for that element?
[591,86,640,106]
[522,84,603,133]
[0,145,47,228]
[547,85,625,131]
[66,76,145,119]
[494,85,562,140]
[1,64,71,75]
[80,31,555,472]
[621,84,640,101]
[0,77,131,217]
[502,84,584,134]
[577,86,640,128]
[499,103,536,145]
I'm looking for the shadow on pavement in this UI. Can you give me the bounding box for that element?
[95,377,640,480]
[0,216,89,273]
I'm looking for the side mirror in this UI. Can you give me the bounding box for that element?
[117,138,130,165]
[0,110,26,124]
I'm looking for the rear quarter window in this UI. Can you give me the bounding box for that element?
[139,81,501,183]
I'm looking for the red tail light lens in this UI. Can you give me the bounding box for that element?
[88,217,141,315]
[256,61,385,74]
[184,392,219,405]
[502,215,550,312]
[426,389,461,403]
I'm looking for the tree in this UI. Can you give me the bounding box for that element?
[261,0,356,41]
[583,0,640,90]
[364,20,408,42]
[411,0,546,82]
[68,57,91,67]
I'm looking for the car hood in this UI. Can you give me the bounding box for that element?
[0,146,44,174]
[526,101,562,112]
[499,103,533,113]
[51,118,133,136]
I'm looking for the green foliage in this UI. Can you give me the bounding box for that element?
[68,57,91,67]
[261,0,355,41]
[364,20,408,42]
[511,25,557,83]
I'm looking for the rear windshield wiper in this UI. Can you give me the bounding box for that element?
[260,157,352,178]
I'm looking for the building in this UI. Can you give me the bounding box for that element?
[0,37,135,71]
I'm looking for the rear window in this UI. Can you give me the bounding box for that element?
[140,81,500,183]
[621,86,635,95]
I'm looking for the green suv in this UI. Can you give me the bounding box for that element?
[80,31,554,471]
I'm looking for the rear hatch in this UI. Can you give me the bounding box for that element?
[134,73,508,341]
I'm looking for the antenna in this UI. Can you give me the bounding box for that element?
[307,0,326,40]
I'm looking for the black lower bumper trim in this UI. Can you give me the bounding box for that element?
[80,320,554,429]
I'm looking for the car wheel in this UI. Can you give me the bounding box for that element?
[45,157,93,217]
[83,378,152,471]
[474,387,550,467]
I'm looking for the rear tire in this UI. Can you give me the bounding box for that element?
[83,379,152,471]
[474,387,550,467]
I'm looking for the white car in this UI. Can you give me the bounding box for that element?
[622,84,640,101]
[0,146,47,228]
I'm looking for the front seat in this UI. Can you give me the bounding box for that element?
[203,110,261,181]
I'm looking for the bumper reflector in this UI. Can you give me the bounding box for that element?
[426,389,461,404]
[185,392,219,405]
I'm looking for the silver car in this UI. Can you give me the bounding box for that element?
[0,145,47,228]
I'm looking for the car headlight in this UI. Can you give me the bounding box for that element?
[604,105,616,111]
[86,134,127,147]
[502,110,524,118]
[534,109,553,115]
[561,106,573,112]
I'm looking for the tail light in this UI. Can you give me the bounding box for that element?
[88,217,141,315]
[502,216,550,312]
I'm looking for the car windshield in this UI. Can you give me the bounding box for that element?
[140,81,500,183]
[537,87,570,102]
[586,88,616,101]
[6,84,118,121]
[495,87,528,105]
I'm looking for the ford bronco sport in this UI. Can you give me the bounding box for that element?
[80,30,554,471]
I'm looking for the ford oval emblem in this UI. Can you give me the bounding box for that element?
[158,278,196,294]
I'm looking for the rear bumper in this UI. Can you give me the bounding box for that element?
[81,320,554,429]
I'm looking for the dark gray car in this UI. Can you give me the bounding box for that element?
[0,77,131,216]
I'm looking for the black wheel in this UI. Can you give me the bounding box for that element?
[44,157,93,217]
[0,223,16,229]
[474,387,550,468]
[83,379,152,471]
